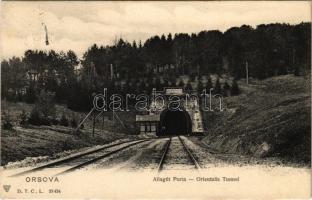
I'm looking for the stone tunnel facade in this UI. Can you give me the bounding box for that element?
[135,87,204,136]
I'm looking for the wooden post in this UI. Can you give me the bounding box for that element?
[246,60,249,85]
[92,112,96,137]
[75,107,95,133]
[102,113,105,131]
[110,64,114,80]
[197,65,200,78]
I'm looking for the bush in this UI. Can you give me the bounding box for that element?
[60,114,69,127]
[197,80,204,94]
[51,118,60,125]
[36,90,56,118]
[28,108,51,126]
[205,75,213,91]
[28,90,56,126]
[185,81,193,91]
[231,79,240,96]
[222,81,231,97]
[178,80,185,88]
[190,73,196,82]
[2,112,13,130]
[19,110,28,126]
[25,84,37,103]
[28,108,41,125]
[70,117,78,128]
[214,77,221,94]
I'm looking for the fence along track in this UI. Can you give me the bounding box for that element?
[11,139,151,177]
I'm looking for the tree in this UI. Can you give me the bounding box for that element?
[1,57,27,101]
[1,22,311,107]
[70,116,78,128]
[231,79,240,96]
[222,81,231,97]
[140,81,147,93]
[28,107,42,126]
[178,80,185,88]
[35,90,56,118]
[170,77,177,87]
[60,113,69,126]
[190,73,196,82]
[163,79,169,88]
[19,110,28,126]
[197,80,204,94]
[185,81,193,91]
[2,112,13,130]
[25,84,37,103]
[27,89,56,125]
[205,75,213,91]
[155,77,162,91]
[213,77,221,94]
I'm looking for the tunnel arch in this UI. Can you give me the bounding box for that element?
[158,109,192,136]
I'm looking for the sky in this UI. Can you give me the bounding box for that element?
[1,1,311,60]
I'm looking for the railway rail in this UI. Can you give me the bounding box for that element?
[157,136,201,172]
[11,136,201,177]
[11,138,153,177]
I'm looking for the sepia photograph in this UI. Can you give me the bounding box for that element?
[0,1,311,199]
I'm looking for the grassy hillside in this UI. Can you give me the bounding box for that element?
[201,75,311,164]
[0,101,140,166]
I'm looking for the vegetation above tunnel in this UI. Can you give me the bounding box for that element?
[1,22,310,112]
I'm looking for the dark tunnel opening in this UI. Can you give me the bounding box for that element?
[159,110,191,136]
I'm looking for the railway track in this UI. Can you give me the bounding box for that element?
[11,138,153,177]
[11,136,200,176]
[157,136,201,172]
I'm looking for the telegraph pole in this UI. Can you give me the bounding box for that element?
[92,112,96,137]
[102,113,105,130]
[245,60,249,85]
[110,64,114,80]
[197,64,200,78]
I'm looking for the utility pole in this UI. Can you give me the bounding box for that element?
[245,60,249,85]
[112,108,115,127]
[102,113,105,131]
[90,62,95,87]
[92,112,96,137]
[110,64,114,80]
[197,64,200,78]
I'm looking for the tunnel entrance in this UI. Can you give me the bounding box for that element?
[158,109,192,136]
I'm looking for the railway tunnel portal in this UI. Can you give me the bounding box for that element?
[159,109,192,136]
[136,87,203,136]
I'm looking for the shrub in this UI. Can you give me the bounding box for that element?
[28,90,56,126]
[214,77,221,94]
[190,73,196,82]
[28,108,51,126]
[51,118,60,125]
[231,79,240,96]
[205,75,213,91]
[2,112,13,130]
[197,80,204,94]
[185,81,193,91]
[60,113,69,127]
[19,110,28,126]
[70,117,78,128]
[36,90,56,118]
[178,80,185,88]
[25,84,37,103]
[222,81,231,97]
[28,108,41,125]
